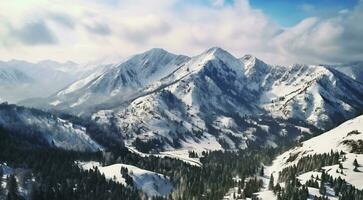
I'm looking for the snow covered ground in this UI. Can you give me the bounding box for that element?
[257,114,363,199]
[78,161,173,197]
[127,133,223,167]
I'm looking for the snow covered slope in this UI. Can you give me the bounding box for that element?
[264,114,363,198]
[40,48,363,128]
[43,48,189,114]
[0,103,103,152]
[78,161,173,197]
[241,55,363,128]
[90,48,319,152]
[30,48,363,153]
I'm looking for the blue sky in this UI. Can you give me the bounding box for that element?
[0,0,362,64]
[186,0,359,26]
[249,0,359,26]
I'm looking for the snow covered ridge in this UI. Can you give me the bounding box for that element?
[41,47,363,125]
[78,161,173,197]
[0,103,103,152]
[259,114,363,199]
[25,47,363,153]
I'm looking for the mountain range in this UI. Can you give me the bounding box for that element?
[0,59,110,103]
[19,47,363,155]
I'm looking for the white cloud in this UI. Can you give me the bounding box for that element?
[0,0,362,65]
[271,0,363,64]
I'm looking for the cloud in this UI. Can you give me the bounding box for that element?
[84,22,112,35]
[48,12,76,29]
[121,17,171,44]
[272,1,363,64]
[0,0,362,65]
[11,20,58,45]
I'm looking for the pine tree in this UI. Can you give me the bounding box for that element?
[319,182,326,195]
[0,167,3,185]
[0,167,3,196]
[6,174,19,200]
[353,159,359,168]
[259,166,264,176]
[339,163,343,169]
[268,174,274,190]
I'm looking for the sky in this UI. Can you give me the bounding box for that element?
[0,0,362,65]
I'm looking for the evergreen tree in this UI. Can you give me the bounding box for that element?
[339,163,343,169]
[273,183,281,194]
[353,159,359,168]
[268,174,274,190]
[6,174,20,200]
[259,166,264,176]
[0,167,3,197]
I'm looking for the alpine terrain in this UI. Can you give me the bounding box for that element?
[1,48,363,200]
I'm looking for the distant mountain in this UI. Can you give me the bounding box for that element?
[0,68,33,85]
[330,61,363,83]
[24,48,363,153]
[0,59,108,103]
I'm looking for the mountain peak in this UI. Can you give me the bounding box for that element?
[241,54,256,62]
[197,47,239,64]
[241,54,269,76]
[142,48,171,57]
[204,47,231,56]
[191,47,244,74]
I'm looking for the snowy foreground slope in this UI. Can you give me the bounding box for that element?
[78,161,173,197]
[258,114,363,199]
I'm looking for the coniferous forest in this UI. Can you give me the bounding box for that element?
[2,121,363,200]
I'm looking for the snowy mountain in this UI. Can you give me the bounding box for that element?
[0,68,33,85]
[39,48,189,114]
[0,103,103,152]
[25,48,363,154]
[0,59,108,103]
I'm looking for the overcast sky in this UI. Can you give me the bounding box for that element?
[0,0,362,65]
